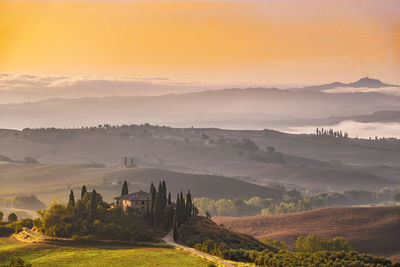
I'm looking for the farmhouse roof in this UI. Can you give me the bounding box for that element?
[114,190,151,201]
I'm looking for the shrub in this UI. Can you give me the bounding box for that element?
[296,235,352,252]
[71,234,97,245]
[3,257,32,267]
[0,226,14,236]
[8,213,17,223]
[260,237,288,250]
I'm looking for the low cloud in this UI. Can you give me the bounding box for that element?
[0,73,208,104]
[287,120,400,139]
[324,86,400,96]
[0,73,282,104]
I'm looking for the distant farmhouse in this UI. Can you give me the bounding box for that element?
[112,190,151,214]
[121,156,135,168]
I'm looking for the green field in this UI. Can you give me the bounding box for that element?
[0,238,213,267]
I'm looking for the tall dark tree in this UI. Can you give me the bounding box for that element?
[176,193,181,227]
[173,210,179,241]
[168,192,171,206]
[150,182,156,224]
[161,180,167,210]
[185,190,192,219]
[179,191,185,224]
[121,180,129,196]
[81,185,87,198]
[146,197,150,220]
[90,189,98,219]
[68,190,75,206]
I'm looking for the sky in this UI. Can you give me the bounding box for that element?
[0,0,399,89]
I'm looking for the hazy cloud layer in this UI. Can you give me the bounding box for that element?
[325,86,400,96]
[287,120,400,139]
[0,73,287,104]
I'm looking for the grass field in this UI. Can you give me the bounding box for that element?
[0,238,214,267]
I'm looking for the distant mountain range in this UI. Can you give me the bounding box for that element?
[0,77,399,129]
[293,77,399,92]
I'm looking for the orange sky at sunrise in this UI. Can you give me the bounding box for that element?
[0,0,399,84]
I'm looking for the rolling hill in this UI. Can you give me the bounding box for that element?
[0,162,285,204]
[214,206,400,257]
[1,125,400,194]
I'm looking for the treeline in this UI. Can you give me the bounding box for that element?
[33,186,155,241]
[193,188,400,217]
[0,211,34,237]
[193,189,309,217]
[296,235,352,252]
[309,189,399,208]
[194,236,397,267]
[0,180,198,242]
[316,127,349,138]
[193,197,309,217]
[122,180,197,236]
[147,181,174,229]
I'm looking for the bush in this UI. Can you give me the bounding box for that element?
[296,235,352,252]
[8,213,17,223]
[71,234,97,245]
[0,226,14,236]
[8,218,34,234]
[260,237,288,250]
[193,239,393,266]
[3,257,32,267]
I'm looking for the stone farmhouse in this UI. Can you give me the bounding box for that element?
[112,190,152,214]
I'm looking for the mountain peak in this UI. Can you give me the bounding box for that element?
[350,77,389,88]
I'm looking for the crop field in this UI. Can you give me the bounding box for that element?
[214,206,400,257]
[0,238,213,267]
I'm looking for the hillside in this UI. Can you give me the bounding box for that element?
[177,216,274,251]
[214,206,400,256]
[1,126,400,194]
[0,163,284,204]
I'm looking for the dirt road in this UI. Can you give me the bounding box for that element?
[162,230,235,267]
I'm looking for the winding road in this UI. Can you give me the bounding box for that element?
[162,230,235,267]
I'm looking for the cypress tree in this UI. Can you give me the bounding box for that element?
[146,197,150,221]
[161,180,167,210]
[90,189,98,219]
[176,193,181,226]
[68,190,75,206]
[81,185,87,198]
[150,182,156,224]
[186,190,192,219]
[121,180,129,196]
[168,192,171,206]
[173,210,178,241]
[179,191,185,224]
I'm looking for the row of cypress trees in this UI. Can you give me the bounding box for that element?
[173,190,198,240]
[149,181,175,229]
[68,185,99,220]
[70,181,198,238]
